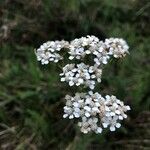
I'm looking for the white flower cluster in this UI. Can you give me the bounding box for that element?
[60,63,102,89]
[93,41,110,65]
[105,38,129,58]
[35,36,129,65]
[101,95,130,132]
[35,36,129,88]
[35,35,130,134]
[68,36,129,64]
[63,92,130,134]
[35,40,69,64]
[68,35,99,60]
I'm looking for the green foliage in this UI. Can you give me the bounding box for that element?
[0,0,149,149]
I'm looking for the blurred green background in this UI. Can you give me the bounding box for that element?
[0,0,150,149]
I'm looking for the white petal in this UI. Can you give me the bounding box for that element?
[78,78,84,83]
[73,102,79,107]
[72,68,77,72]
[63,114,68,118]
[116,123,121,128]
[91,75,96,78]
[123,114,127,118]
[106,112,110,117]
[119,115,123,120]
[89,85,95,89]
[105,106,110,111]
[89,68,94,73]
[85,112,90,117]
[74,107,80,112]
[102,59,107,64]
[115,110,120,114]
[97,78,101,82]
[76,82,80,86]
[92,107,99,112]
[69,56,74,60]
[95,102,100,107]
[88,91,93,95]
[105,95,110,99]
[44,60,49,64]
[126,106,131,110]
[102,123,108,128]
[110,112,115,116]
[85,50,91,54]
[110,126,116,131]
[84,106,91,112]
[85,98,91,104]
[97,127,102,133]
[69,81,74,86]
[61,78,65,82]
[82,129,88,134]
[69,115,74,119]
[74,112,80,118]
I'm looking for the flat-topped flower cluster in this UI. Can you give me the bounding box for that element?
[35,35,130,134]
[36,36,129,65]
[36,40,69,64]
[60,63,102,89]
[63,92,130,134]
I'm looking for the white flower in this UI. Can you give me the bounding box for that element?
[105,38,129,58]
[35,35,130,135]
[78,117,102,134]
[68,35,99,60]
[35,40,69,64]
[93,41,110,65]
[60,63,102,89]
[63,92,130,134]
[100,95,131,131]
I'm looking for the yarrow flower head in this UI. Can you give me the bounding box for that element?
[101,95,131,131]
[60,63,102,89]
[63,92,130,134]
[105,38,129,58]
[35,40,69,64]
[68,36,129,66]
[35,35,130,134]
[68,35,99,60]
